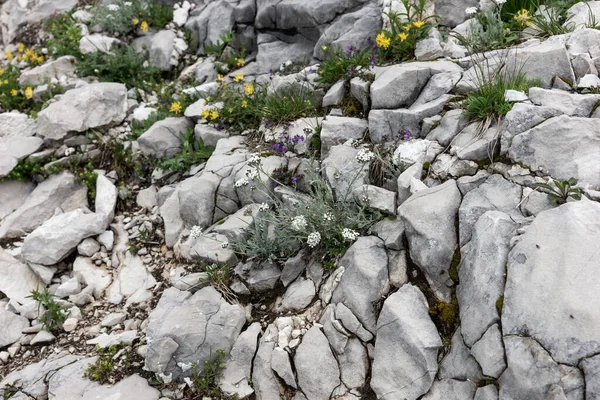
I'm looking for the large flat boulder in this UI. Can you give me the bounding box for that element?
[37,82,128,140]
[0,172,88,240]
[502,201,600,365]
[509,115,600,188]
[144,287,245,380]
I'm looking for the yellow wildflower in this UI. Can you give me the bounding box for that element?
[233,73,244,83]
[0,68,4,76]
[217,74,225,83]
[3,80,7,85]
[376,33,391,49]
[397,32,408,42]
[10,89,18,96]
[413,20,425,28]
[34,55,44,65]
[170,101,182,114]
[23,48,35,61]
[241,99,248,108]
[205,96,212,102]
[16,56,22,62]
[17,43,24,53]
[140,21,149,33]
[514,9,533,26]
[245,83,254,96]
[201,109,210,120]
[227,107,233,113]
[209,109,219,120]
[236,58,245,67]
[5,49,13,61]
[132,17,139,25]
[403,24,412,31]
[24,87,33,100]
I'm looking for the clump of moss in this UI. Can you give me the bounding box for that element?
[496,296,504,315]
[448,248,461,282]
[430,301,457,327]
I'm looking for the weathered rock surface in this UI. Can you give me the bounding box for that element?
[137,117,196,158]
[509,115,600,188]
[0,180,34,221]
[499,336,584,399]
[0,307,28,347]
[502,201,600,365]
[37,83,128,140]
[219,322,262,399]
[295,326,340,400]
[371,64,431,109]
[400,180,461,301]
[458,174,522,246]
[145,286,245,379]
[331,236,389,333]
[21,209,105,265]
[371,284,442,400]
[457,211,517,346]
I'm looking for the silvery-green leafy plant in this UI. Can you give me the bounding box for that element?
[536,178,583,205]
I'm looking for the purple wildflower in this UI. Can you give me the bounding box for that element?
[215,123,225,131]
[402,129,412,141]
[291,176,298,185]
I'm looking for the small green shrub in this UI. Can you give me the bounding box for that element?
[376,0,440,63]
[191,349,228,397]
[2,158,45,181]
[316,46,373,85]
[158,129,214,172]
[77,44,163,89]
[84,343,136,384]
[74,161,98,200]
[44,13,83,58]
[536,177,583,205]
[202,78,318,132]
[27,289,67,332]
[92,0,173,35]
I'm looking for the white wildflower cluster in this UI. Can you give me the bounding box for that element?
[107,4,120,11]
[465,6,478,14]
[259,202,270,212]
[356,148,375,163]
[245,168,259,181]
[494,0,506,4]
[307,231,321,248]
[323,212,334,222]
[341,228,360,241]
[291,215,308,231]
[234,177,249,187]
[190,225,203,240]
[248,153,261,165]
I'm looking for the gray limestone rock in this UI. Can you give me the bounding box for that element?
[457,211,517,346]
[470,324,507,378]
[37,83,128,140]
[252,324,282,400]
[331,236,389,333]
[145,287,246,380]
[295,326,341,400]
[271,347,297,388]
[21,209,105,265]
[371,64,432,109]
[371,284,442,400]
[458,174,522,246]
[438,329,484,382]
[137,117,195,158]
[509,115,600,188]
[219,322,261,399]
[499,336,584,399]
[399,180,461,301]
[502,201,600,365]
[421,379,477,399]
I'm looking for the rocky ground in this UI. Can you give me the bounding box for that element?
[1,0,600,399]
